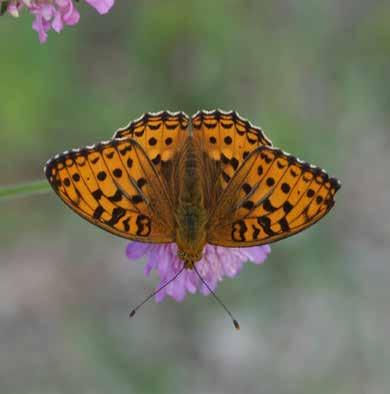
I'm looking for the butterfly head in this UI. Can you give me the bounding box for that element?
[177,249,203,270]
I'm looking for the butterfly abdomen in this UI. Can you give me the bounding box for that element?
[175,138,208,264]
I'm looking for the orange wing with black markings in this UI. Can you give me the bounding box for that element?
[191,109,273,210]
[45,138,178,243]
[192,109,272,190]
[207,146,341,246]
[114,111,189,167]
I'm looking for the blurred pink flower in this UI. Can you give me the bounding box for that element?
[126,242,271,302]
[30,0,80,43]
[85,0,114,14]
[1,0,115,43]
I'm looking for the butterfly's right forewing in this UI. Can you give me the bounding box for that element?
[115,111,189,168]
[191,110,272,213]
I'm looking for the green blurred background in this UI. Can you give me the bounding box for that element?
[1,1,389,393]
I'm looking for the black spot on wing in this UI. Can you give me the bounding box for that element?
[137,178,147,188]
[105,207,126,226]
[93,206,104,220]
[221,153,230,164]
[97,171,107,181]
[148,137,157,146]
[151,154,161,165]
[108,190,122,202]
[222,171,231,183]
[136,214,151,236]
[242,200,254,210]
[263,199,277,213]
[131,195,143,204]
[242,183,252,195]
[316,195,324,204]
[221,121,233,129]
[113,168,123,178]
[148,123,161,130]
[120,145,132,156]
[307,189,315,197]
[279,217,290,232]
[92,189,103,200]
[204,122,217,129]
[258,216,277,236]
[231,157,239,170]
[281,183,291,193]
[123,217,130,232]
[283,201,293,213]
[224,136,233,145]
[232,220,247,242]
[252,225,261,240]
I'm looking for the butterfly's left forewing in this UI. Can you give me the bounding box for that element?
[45,138,177,243]
[207,146,341,247]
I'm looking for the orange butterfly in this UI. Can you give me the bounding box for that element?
[45,110,341,269]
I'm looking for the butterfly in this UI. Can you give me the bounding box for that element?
[45,110,341,269]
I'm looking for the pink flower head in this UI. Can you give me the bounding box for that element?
[31,0,80,43]
[2,0,115,43]
[126,242,271,302]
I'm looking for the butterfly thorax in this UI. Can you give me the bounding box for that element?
[175,138,208,269]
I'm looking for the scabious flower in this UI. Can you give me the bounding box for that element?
[126,242,271,302]
[0,0,115,43]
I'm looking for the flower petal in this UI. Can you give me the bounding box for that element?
[32,14,49,43]
[126,242,151,259]
[85,0,115,14]
[245,245,271,264]
[51,10,64,32]
[126,242,271,302]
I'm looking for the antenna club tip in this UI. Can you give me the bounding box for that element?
[233,320,240,331]
[129,310,136,318]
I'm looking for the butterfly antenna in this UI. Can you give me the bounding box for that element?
[193,265,240,331]
[129,264,185,318]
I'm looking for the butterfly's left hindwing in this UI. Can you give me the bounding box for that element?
[45,139,176,243]
[207,146,341,247]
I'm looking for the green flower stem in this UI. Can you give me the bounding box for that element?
[0,180,51,202]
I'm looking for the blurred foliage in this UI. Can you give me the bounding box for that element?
[1,0,390,393]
